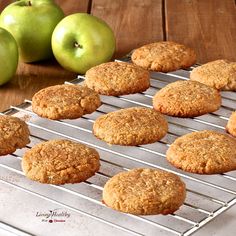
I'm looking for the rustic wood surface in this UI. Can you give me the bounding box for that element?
[0,0,235,111]
[165,0,236,63]
[91,0,163,58]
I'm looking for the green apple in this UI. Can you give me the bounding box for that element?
[51,13,116,74]
[0,0,64,62]
[0,28,18,86]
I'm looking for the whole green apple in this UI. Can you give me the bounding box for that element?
[0,28,18,86]
[0,0,64,62]
[51,13,116,74]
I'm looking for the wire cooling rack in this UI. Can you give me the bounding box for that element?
[1,57,236,236]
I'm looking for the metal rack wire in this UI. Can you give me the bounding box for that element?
[0,58,236,236]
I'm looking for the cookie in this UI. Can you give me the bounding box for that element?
[22,139,100,185]
[190,60,236,90]
[0,115,30,156]
[85,61,150,96]
[131,41,196,72]
[32,84,101,120]
[93,107,168,146]
[166,130,236,174]
[153,80,221,117]
[226,111,236,137]
[103,168,186,215]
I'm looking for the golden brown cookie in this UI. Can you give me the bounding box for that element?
[0,115,30,156]
[131,41,196,72]
[85,61,150,96]
[153,80,221,117]
[226,111,236,137]
[103,168,186,215]
[166,130,236,174]
[190,60,236,90]
[22,139,100,185]
[93,107,168,146]
[32,84,101,120]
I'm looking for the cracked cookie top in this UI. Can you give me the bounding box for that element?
[131,41,196,72]
[0,115,30,156]
[32,84,101,120]
[85,61,150,96]
[190,59,236,91]
[103,168,186,215]
[22,139,100,185]
[93,107,168,146]
[153,80,221,117]
[166,130,236,174]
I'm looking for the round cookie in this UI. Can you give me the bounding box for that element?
[131,41,196,72]
[166,130,236,174]
[0,115,30,156]
[226,111,236,137]
[190,60,236,91]
[153,80,221,117]
[93,107,168,146]
[85,61,150,96]
[32,84,101,120]
[103,168,186,215]
[22,139,100,185]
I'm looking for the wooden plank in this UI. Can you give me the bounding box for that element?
[165,0,236,63]
[0,0,89,14]
[0,0,10,12]
[91,0,163,58]
[55,0,89,15]
[0,0,89,112]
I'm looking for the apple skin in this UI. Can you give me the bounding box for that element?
[0,0,64,63]
[0,28,18,86]
[51,13,116,74]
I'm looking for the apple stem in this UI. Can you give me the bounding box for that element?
[28,1,32,6]
[74,42,83,49]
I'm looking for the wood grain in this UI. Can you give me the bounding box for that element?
[55,0,89,15]
[0,0,12,11]
[0,0,89,112]
[1,0,236,111]
[165,0,236,63]
[91,0,163,58]
[0,0,89,15]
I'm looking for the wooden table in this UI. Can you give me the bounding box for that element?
[0,0,236,111]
